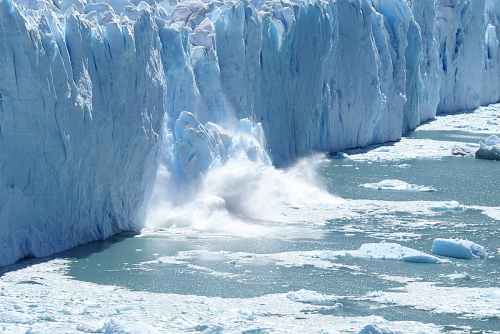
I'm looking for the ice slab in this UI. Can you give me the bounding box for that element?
[358,324,400,334]
[346,241,450,264]
[431,239,488,259]
[444,271,471,281]
[103,319,161,333]
[427,201,465,211]
[416,104,500,134]
[343,139,470,162]
[361,179,436,192]
[366,281,500,319]
[286,289,337,304]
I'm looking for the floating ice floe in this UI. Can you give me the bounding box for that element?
[0,311,35,324]
[444,271,471,281]
[475,135,500,160]
[286,289,337,304]
[344,138,467,162]
[358,323,400,334]
[451,144,474,156]
[345,241,450,264]
[366,281,500,319]
[416,104,500,134]
[361,179,436,192]
[431,239,488,259]
[103,319,161,333]
[242,328,274,333]
[427,201,464,211]
[485,290,500,299]
[0,258,467,333]
[170,315,197,330]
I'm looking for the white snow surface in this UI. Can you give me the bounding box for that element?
[3,0,500,266]
[416,104,500,133]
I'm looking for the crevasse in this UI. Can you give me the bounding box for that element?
[0,0,499,266]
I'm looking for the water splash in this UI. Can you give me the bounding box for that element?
[141,112,340,236]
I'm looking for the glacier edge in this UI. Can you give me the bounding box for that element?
[1,0,500,266]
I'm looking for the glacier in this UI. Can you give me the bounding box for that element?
[1,0,500,266]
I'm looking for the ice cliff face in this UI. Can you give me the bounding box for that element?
[1,0,500,266]
[0,0,165,266]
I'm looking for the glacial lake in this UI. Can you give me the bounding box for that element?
[54,126,500,333]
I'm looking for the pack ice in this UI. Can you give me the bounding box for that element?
[2,0,500,266]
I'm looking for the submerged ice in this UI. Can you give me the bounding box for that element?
[3,0,500,265]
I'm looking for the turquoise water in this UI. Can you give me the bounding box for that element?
[320,155,498,206]
[56,128,500,332]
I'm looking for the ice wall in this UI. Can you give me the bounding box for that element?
[0,0,164,266]
[161,0,500,165]
[1,0,500,266]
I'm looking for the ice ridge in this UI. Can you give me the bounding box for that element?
[2,0,500,265]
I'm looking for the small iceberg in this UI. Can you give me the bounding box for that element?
[444,271,471,281]
[451,145,472,156]
[428,201,464,211]
[358,323,400,334]
[345,241,450,264]
[475,135,500,160]
[361,179,436,192]
[432,238,488,259]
